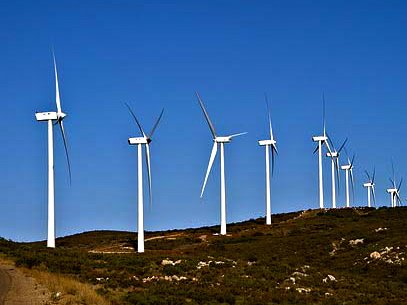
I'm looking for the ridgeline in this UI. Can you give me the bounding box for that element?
[0,207,406,304]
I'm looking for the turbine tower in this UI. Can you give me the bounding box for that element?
[258,94,277,225]
[341,154,355,208]
[312,94,332,209]
[387,165,402,207]
[35,54,71,248]
[326,137,347,208]
[363,169,376,208]
[196,92,247,235]
[126,104,164,253]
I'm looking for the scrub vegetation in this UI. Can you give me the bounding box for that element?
[0,207,406,304]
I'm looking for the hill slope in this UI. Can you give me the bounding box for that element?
[0,207,406,304]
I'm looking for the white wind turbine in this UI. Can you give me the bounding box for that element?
[341,154,355,208]
[196,92,247,235]
[126,104,164,253]
[326,137,347,208]
[258,95,277,225]
[312,94,333,209]
[363,169,376,208]
[35,54,71,248]
[387,164,402,208]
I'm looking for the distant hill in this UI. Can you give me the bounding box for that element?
[1,207,406,305]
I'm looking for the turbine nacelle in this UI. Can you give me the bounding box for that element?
[326,151,339,158]
[258,139,276,146]
[341,164,352,170]
[214,136,232,143]
[363,182,374,187]
[35,111,67,122]
[312,135,328,142]
[387,188,397,193]
[57,112,67,120]
[128,137,150,145]
[35,111,58,121]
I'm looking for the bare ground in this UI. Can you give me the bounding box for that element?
[0,262,50,305]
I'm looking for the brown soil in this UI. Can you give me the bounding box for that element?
[0,263,50,305]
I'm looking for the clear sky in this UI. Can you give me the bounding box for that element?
[0,1,406,241]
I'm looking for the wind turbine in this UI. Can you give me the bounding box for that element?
[326,137,347,208]
[35,54,71,248]
[126,104,164,253]
[387,164,402,207]
[363,169,376,208]
[258,94,277,225]
[341,154,355,208]
[196,92,247,235]
[312,94,333,209]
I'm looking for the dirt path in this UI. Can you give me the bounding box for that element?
[145,233,183,242]
[0,263,50,305]
[0,266,11,305]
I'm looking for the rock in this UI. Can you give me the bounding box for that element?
[292,271,308,278]
[349,239,364,246]
[323,274,337,283]
[197,261,211,269]
[161,259,182,266]
[296,287,311,293]
[370,251,381,259]
[161,259,174,266]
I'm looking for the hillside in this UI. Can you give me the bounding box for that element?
[0,207,406,305]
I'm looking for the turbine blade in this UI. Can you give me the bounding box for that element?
[200,142,218,198]
[365,170,371,181]
[272,143,278,155]
[324,139,333,155]
[149,108,164,139]
[125,103,146,137]
[322,92,326,137]
[372,168,376,184]
[53,53,62,114]
[335,158,340,191]
[145,144,152,208]
[196,91,217,138]
[270,145,275,176]
[396,191,402,205]
[264,93,274,141]
[326,133,335,152]
[398,177,403,192]
[350,168,355,203]
[313,145,319,154]
[59,120,72,185]
[337,138,348,153]
[372,185,376,206]
[343,147,351,165]
[229,132,248,138]
[389,177,395,188]
[350,154,356,168]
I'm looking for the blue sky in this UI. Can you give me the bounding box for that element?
[0,1,406,241]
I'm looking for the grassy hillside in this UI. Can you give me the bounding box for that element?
[0,207,406,304]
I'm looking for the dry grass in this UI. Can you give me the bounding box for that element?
[0,253,15,265]
[27,269,111,305]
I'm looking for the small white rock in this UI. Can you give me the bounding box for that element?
[349,239,364,246]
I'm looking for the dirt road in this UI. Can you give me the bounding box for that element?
[0,263,50,305]
[0,266,11,305]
